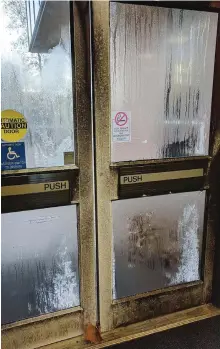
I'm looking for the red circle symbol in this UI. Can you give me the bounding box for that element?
[115,112,128,127]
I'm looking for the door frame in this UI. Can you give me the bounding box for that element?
[92,0,220,332]
[1,2,97,349]
[2,1,220,347]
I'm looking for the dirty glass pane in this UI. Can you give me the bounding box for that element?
[1,205,79,324]
[29,1,35,33]
[1,1,74,168]
[110,3,218,162]
[112,191,205,299]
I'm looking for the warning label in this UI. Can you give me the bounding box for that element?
[112,111,131,143]
[1,110,27,142]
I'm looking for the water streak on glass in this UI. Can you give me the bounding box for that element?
[1,1,74,168]
[110,3,218,162]
[112,191,205,299]
[1,205,79,324]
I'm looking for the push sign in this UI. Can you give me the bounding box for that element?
[1,142,26,170]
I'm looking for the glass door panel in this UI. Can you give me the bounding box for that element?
[113,191,205,299]
[2,0,74,169]
[110,3,218,162]
[2,205,79,324]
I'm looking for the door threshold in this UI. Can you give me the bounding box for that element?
[40,304,220,349]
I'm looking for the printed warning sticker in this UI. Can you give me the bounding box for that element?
[112,111,131,143]
[1,110,27,142]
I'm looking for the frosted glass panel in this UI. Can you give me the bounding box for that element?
[1,205,79,324]
[1,1,74,168]
[110,3,218,161]
[112,191,205,299]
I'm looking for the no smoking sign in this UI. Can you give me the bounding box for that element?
[112,111,131,143]
[115,112,128,127]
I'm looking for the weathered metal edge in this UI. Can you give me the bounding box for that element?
[37,304,220,349]
[110,156,211,168]
[1,164,78,176]
[1,306,83,331]
[92,0,113,332]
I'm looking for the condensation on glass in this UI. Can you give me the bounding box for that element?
[1,205,79,324]
[110,3,218,162]
[1,1,74,168]
[112,191,205,299]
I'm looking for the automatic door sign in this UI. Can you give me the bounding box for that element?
[1,142,26,170]
[1,110,27,142]
[112,111,131,143]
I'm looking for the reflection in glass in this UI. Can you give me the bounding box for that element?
[110,3,218,161]
[1,1,74,168]
[1,205,79,324]
[112,191,205,299]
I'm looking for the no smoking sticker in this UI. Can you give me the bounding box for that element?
[112,111,131,143]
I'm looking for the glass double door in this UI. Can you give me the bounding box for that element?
[1,1,220,348]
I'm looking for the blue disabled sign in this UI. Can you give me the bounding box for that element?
[1,142,26,170]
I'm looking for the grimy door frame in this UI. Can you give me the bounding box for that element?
[1,3,97,349]
[2,1,220,347]
[92,0,220,332]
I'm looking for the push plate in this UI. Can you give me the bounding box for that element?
[120,169,204,185]
[2,181,69,196]
[119,160,207,199]
[1,171,78,213]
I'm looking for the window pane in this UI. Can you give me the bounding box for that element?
[27,2,32,44]
[30,1,35,33]
[1,1,74,168]
[112,191,205,299]
[1,205,79,324]
[34,1,40,22]
[110,3,218,162]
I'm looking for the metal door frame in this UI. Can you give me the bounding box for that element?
[2,2,97,349]
[2,1,220,346]
[92,0,220,332]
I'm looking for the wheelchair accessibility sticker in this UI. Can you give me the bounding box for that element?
[1,142,26,170]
